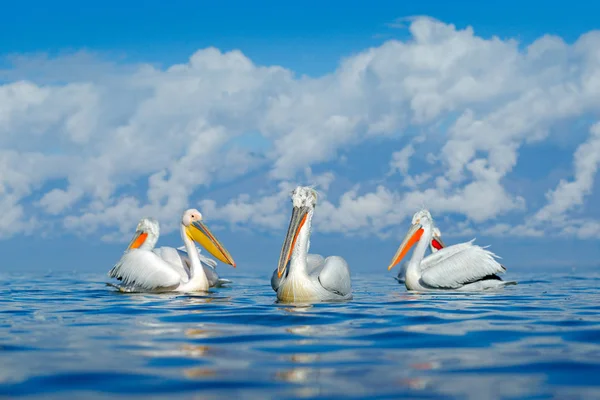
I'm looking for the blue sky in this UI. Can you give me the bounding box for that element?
[2,1,600,277]
[2,0,598,75]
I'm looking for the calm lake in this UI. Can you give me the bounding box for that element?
[1,272,599,399]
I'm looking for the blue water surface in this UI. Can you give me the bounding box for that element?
[1,272,599,399]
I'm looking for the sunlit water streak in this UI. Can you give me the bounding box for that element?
[1,272,599,399]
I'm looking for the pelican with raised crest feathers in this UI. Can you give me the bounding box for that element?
[271,186,352,302]
[388,209,515,291]
[108,209,236,293]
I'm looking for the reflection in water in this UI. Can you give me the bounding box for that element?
[182,351,216,381]
[183,367,216,379]
[410,361,441,370]
[275,367,313,383]
[180,344,211,357]
[281,304,314,313]
[1,272,600,398]
[286,325,314,335]
[391,291,423,303]
[275,352,324,398]
[289,354,319,363]
[184,328,221,339]
[400,377,431,390]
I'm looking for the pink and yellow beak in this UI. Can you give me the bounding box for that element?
[185,221,236,267]
[387,222,424,270]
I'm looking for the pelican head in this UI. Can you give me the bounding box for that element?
[412,209,432,224]
[126,217,159,251]
[387,209,435,271]
[182,208,236,267]
[277,186,318,278]
[413,210,445,251]
[291,186,318,209]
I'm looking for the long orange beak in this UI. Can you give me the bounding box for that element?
[126,231,148,251]
[277,206,309,278]
[387,223,424,270]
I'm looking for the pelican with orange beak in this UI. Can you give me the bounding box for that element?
[271,186,352,302]
[395,226,445,284]
[388,209,515,291]
[108,209,236,292]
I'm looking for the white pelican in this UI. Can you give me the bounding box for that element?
[112,217,231,288]
[387,209,515,291]
[271,186,352,302]
[395,226,444,284]
[108,209,236,292]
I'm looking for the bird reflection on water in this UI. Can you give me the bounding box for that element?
[275,353,324,398]
[1,272,600,399]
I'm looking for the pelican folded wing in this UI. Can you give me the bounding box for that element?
[109,251,181,291]
[420,245,505,289]
[318,256,352,297]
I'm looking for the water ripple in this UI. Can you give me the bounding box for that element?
[1,272,599,399]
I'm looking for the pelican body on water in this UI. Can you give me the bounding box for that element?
[109,209,236,293]
[271,186,352,302]
[388,209,516,291]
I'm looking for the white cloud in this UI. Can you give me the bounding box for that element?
[199,182,294,232]
[197,169,337,233]
[388,143,415,176]
[2,18,600,242]
[534,122,600,223]
[0,195,28,239]
[37,188,83,215]
[318,185,402,235]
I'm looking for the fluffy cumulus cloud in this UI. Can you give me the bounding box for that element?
[2,17,600,242]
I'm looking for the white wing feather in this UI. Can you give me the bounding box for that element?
[152,247,190,282]
[306,254,325,274]
[420,243,505,289]
[420,240,476,271]
[318,256,352,297]
[108,250,183,290]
